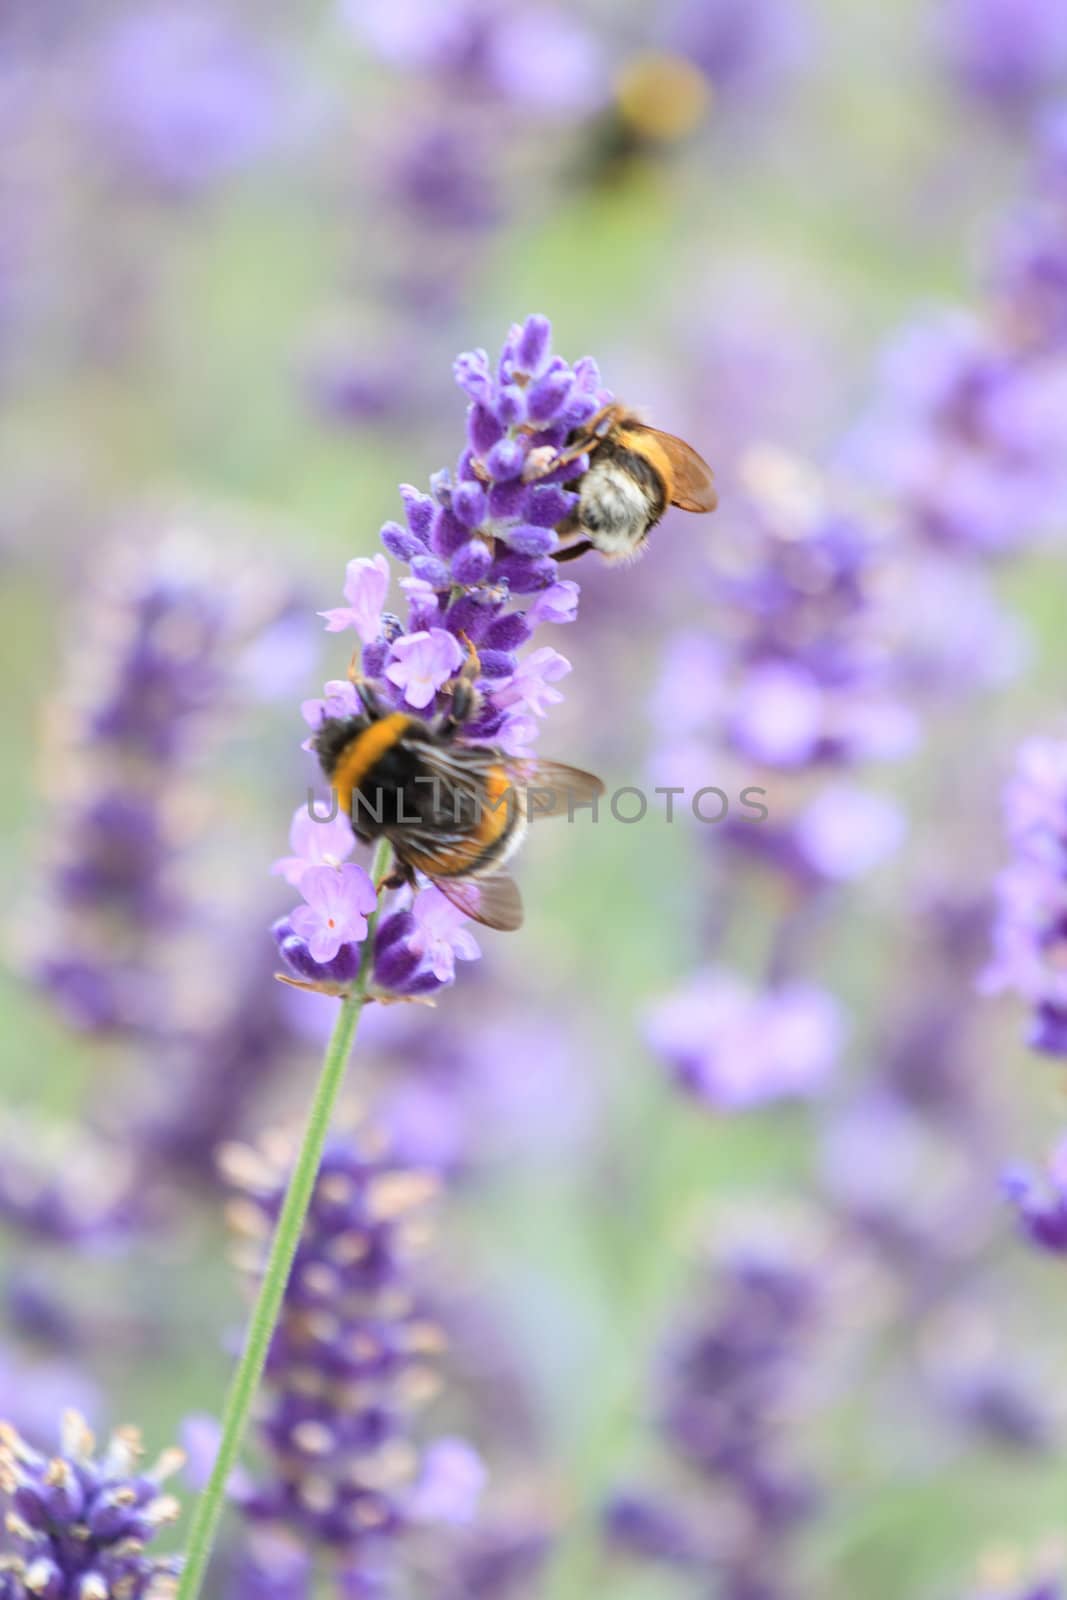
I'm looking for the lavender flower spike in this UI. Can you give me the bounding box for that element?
[0,1412,184,1600]
[279,316,612,996]
[220,1128,481,1585]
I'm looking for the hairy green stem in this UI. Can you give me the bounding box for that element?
[175,836,393,1600]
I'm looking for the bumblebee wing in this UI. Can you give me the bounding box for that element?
[424,869,524,933]
[632,424,718,513]
[509,759,605,821]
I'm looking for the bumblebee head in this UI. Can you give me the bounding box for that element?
[312,714,371,780]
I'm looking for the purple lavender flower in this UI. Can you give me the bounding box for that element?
[323,317,605,741]
[1003,1140,1067,1252]
[279,318,612,995]
[605,1244,820,1597]
[25,532,304,1037]
[432,1518,554,1600]
[220,1129,481,1580]
[93,4,282,198]
[272,806,356,890]
[842,311,1067,558]
[935,0,1067,117]
[402,889,481,983]
[0,1412,184,1600]
[345,1,606,114]
[0,1347,102,1452]
[645,968,842,1110]
[223,1532,311,1600]
[289,865,378,964]
[318,556,392,642]
[667,0,808,105]
[0,1112,145,1250]
[661,450,916,774]
[385,630,465,711]
[992,107,1067,350]
[602,1491,707,1569]
[982,736,1067,1053]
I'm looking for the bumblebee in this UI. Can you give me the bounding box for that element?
[313,665,603,932]
[550,402,717,563]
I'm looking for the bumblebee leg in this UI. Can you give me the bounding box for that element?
[379,858,417,893]
[437,634,483,738]
[552,538,594,564]
[531,402,619,476]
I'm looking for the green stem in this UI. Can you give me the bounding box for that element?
[176,836,393,1600]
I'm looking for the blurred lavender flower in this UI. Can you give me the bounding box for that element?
[845,114,1067,559]
[935,1362,1055,1453]
[841,311,1067,557]
[604,1244,820,1599]
[0,1412,183,1600]
[223,1531,311,1600]
[136,937,304,1182]
[343,1,605,113]
[819,1096,992,1301]
[93,4,282,198]
[432,1517,554,1600]
[1003,1140,1067,1252]
[645,968,842,1111]
[23,529,304,1037]
[0,1112,145,1250]
[935,0,1067,118]
[656,449,915,775]
[0,1347,101,1451]
[667,0,808,106]
[310,6,609,429]
[220,1128,482,1584]
[993,105,1067,349]
[982,736,1067,1053]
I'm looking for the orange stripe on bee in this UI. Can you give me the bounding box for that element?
[615,426,674,501]
[472,764,516,852]
[406,764,517,879]
[331,713,411,814]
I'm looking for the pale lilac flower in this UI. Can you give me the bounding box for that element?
[318,553,390,641]
[290,863,377,963]
[491,647,571,719]
[407,888,481,982]
[408,1439,486,1527]
[529,580,579,626]
[730,661,824,767]
[496,713,540,756]
[271,804,355,888]
[793,785,907,882]
[386,628,465,710]
[300,678,361,735]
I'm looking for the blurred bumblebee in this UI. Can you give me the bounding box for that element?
[550,401,717,564]
[313,653,603,932]
[574,51,712,190]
